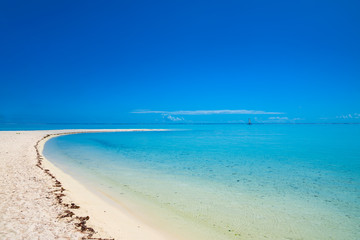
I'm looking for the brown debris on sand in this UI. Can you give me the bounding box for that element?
[0,131,86,239]
[34,133,107,239]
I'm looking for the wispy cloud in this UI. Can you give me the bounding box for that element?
[254,116,302,123]
[132,109,284,115]
[336,113,360,119]
[162,114,184,121]
[268,117,289,120]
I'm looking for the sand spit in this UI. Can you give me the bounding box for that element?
[0,129,170,240]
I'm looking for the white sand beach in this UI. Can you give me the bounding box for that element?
[0,129,175,240]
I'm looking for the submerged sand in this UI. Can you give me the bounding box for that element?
[0,129,172,240]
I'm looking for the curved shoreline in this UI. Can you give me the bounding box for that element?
[36,129,174,240]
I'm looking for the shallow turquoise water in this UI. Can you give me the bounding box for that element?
[44,124,360,239]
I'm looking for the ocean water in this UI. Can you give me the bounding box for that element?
[43,124,360,239]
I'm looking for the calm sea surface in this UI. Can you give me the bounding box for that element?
[43,124,360,239]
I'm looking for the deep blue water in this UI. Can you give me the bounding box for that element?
[43,124,360,239]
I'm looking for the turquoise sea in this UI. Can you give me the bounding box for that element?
[42,124,360,239]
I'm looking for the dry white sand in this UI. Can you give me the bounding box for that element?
[0,129,175,240]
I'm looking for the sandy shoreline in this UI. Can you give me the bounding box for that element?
[0,129,174,240]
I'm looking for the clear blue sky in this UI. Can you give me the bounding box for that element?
[1,0,359,123]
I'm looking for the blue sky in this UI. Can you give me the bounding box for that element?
[1,0,359,123]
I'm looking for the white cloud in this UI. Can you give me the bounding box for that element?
[162,114,184,121]
[336,113,360,119]
[254,116,301,123]
[132,109,284,115]
[268,117,289,120]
